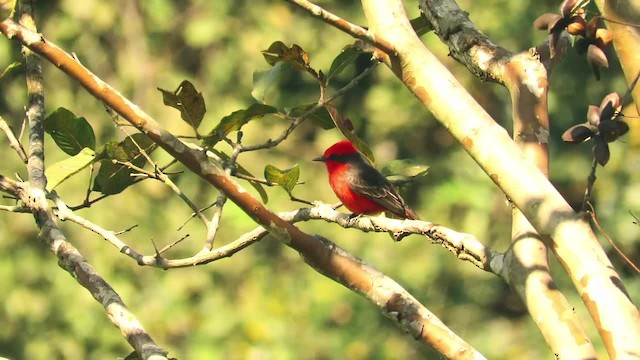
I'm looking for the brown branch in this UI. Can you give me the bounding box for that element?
[0,18,483,355]
[282,0,396,55]
[418,0,569,82]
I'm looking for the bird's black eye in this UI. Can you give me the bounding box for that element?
[328,153,357,162]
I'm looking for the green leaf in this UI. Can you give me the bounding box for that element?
[93,134,157,195]
[251,62,288,105]
[45,148,96,191]
[209,148,269,203]
[45,107,96,155]
[326,46,365,83]
[0,61,22,81]
[264,164,300,195]
[380,159,429,183]
[205,103,278,146]
[324,103,375,165]
[288,104,334,130]
[261,41,319,80]
[158,80,206,130]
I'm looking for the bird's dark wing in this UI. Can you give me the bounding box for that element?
[344,157,412,218]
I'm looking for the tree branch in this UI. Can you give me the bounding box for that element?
[282,0,396,55]
[360,0,639,357]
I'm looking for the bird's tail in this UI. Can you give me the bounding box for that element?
[404,207,419,220]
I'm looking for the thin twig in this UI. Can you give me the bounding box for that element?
[587,202,640,274]
[0,115,28,162]
[582,157,598,212]
[0,203,30,212]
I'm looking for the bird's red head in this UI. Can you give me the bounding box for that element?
[317,140,359,160]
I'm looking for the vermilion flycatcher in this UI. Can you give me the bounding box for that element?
[314,140,418,219]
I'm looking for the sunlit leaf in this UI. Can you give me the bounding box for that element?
[45,148,96,191]
[45,107,96,155]
[158,80,206,130]
[264,164,300,195]
[380,159,429,183]
[205,103,278,146]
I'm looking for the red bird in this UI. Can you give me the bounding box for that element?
[314,140,418,219]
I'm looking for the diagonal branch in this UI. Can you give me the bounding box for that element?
[282,0,396,55]
[360,0,640,357]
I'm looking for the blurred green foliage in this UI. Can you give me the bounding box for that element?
[0,1,638,359]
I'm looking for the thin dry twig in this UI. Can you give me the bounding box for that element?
[0,115,28,162]
[587,202,640,274]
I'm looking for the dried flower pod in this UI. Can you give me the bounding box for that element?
[534,13,562,31]
[561,0,580,16]
[567,16,586,35]
[599,120,629,143]
[599,92,620,120]
[593,136,610,166]
[562,124,595,143]
[596,28,614,46]
[587,44,609,80]
[587,105,601,126]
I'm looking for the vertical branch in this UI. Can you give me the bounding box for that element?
[18,0,45,190]
[502,53,595,358]
[12,3,168,359]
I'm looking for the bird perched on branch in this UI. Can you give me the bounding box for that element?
[314,139,418,220]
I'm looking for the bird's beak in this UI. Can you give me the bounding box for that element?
[312,156,326,162]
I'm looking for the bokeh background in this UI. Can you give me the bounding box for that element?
[0,0,638,359]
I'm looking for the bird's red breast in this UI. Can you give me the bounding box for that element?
[326,161,388,215]
[315,140,418,219]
